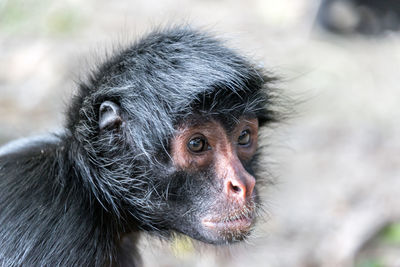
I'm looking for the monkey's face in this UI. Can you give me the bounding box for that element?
[167,117,259,244]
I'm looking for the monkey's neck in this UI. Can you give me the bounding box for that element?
[57,136,141,266]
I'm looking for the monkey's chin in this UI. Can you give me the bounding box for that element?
[200,216,254,244]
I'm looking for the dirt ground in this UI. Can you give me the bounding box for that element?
[1,0,399,266]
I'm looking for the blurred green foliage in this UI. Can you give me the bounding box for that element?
[45,8,82,35]
[170,234,195,257]
[381,222,400,244]
[356,222,400,267]
[356,259,384,267]
[0,0,83,36]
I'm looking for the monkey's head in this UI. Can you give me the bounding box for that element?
[67,27,279,245]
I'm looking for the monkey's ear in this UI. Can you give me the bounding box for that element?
[99,101,122,131]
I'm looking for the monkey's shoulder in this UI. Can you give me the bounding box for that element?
[0,134,61,158]
[0,133,64,186]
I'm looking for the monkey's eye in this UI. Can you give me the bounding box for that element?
[238,130,251,146]
[187,136,209,153]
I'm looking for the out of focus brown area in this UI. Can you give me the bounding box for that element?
[1,0,399,266]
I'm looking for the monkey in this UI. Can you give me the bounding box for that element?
[0,27,280,266]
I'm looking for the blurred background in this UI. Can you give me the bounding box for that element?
[0,0,399,266]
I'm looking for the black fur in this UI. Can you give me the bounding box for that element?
[0,27,280,266]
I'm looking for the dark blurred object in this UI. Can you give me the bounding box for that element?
[317,0,400,35]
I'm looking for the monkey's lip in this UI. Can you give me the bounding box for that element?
[202,215,253,231]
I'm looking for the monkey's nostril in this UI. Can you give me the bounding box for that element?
[226,180,246,198]
[231,184,241,193]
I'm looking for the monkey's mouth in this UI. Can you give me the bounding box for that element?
[201,206,255,234]
[202,216,253,231]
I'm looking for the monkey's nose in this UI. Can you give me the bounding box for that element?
[225,175,255,200]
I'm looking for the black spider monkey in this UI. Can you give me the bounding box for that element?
[0,27,281,266]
